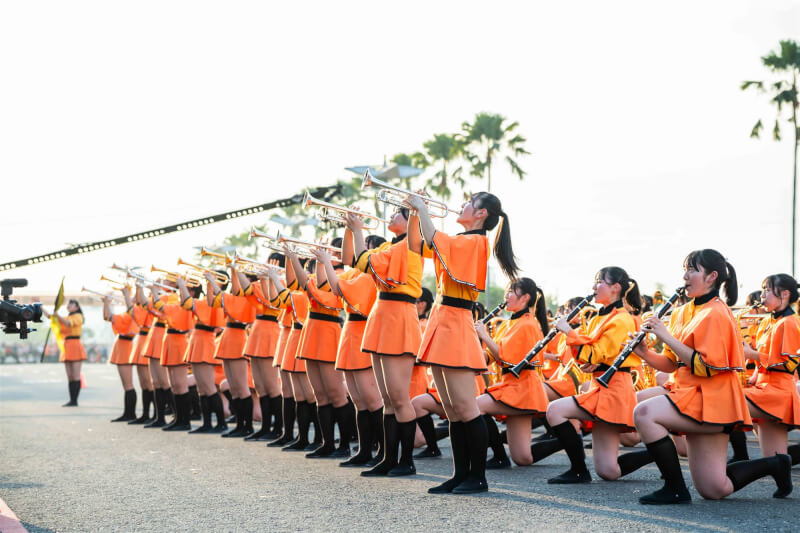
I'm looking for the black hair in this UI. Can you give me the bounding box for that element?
[330,237,343,249]
[268,252,286,268]
[245,273,259,283]
[67,299,83,317]
[683,249,738,306]
[365,234,386,249]
[305,259,316,272]
[214,270,230,292]
[508,277,549,335]
[396,207,410,221]
[471,192,519,280]
[596,266,642,314]
[762,273,799,305]
[417,287,434,317]
[189,284,204,299]
[640,294,653,315]
[745,290,762,307]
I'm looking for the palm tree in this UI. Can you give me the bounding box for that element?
[460,112,530,192]
[742,40,800,275]
[421,133,465,201]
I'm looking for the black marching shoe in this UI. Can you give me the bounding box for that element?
[189,395,214,434]
[639,436,691,505]
[221,398,248,438]
[414,446,442,459]
[362,414,399,477]
[428,422,467,494]
[163,392,191,431]
[306,405,336,458]
[111,389,137,422]
[129,389,154,424]
[547,468,592,484]
[143,389,168,428]
[245,396,279,441]
[639,484,692,505]
[63,380,80,407]
[486,455,511,470]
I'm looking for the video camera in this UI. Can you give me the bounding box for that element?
[0,279,42,339]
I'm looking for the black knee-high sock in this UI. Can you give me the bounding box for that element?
[551,421,588,473]
[429,421,468,493]
[416,414,439,450]
[398,419,416,466]
[296,400,312,443]
[463,415,488,482]
[240,396,254,430]
[68,380,80,404]
[142,389,154,419]
[282,397,296,439]
[728,431,749,462]
[380,414,399,466]
[334,403,355,450]
[269,395,283,434]
[125,388,137,417]
[353,410,372,456]
[484,414,508,460]
[645,436,688,493]
[308,402,321,444]
[370,408,384,457]
[222,389,235,419]
[258,395,271,430]
[166,388,176,415]
[188,385,200,417]
[530,416,545,430]
[317,404,336,449]
[198,395,210,426]
[787,443,800,466]
[618,449,654,477]
[207,392,225,426]
[727,455,792,498]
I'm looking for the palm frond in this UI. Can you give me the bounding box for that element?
[750,119,763,139]
[773,119,782,141]
[740,80,765,91]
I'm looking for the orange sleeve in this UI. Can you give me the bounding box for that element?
[221,293,256,323]
[429,231,488,291]
[498,318,541,366]
[192,299,225,327]
[339,271,377,316]
[307,278,343,311]
[132,304,151,327]
[355,240,408,288]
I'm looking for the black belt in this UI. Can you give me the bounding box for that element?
[439,296,474,310]
[226,322,247,330]
[194,324,215,332]
[256,314,278,322]
[154,321,166,328]
[118,335,135,341]
[595,363,631,373]
[502,367,532,376]
[379,292,417,304]
[138,330,149,336]
[293,322,303,330]
[308,312,343,324]
[65,335,80,340]
[167,328,188,335]
[347,314,367,322]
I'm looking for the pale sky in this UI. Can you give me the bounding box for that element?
[2,1,799,309]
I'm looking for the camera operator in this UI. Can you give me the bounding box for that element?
[42,300,86,406]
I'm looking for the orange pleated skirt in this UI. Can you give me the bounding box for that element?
[573,370,636,432]
[409,364,430,399]
[336,318,371,371]
[186,329,220,365]
[361,298,421,357]
[144,324,166,360]
[272,326,291,368]
[744,371,800,428]
[61,337,87,362]
[160,332,189,367]
[297,317,341,363]
[245,318,280,359]
[109,336,135,365]
[666,368,752,431]
[215,327,248,360]
[487,369,548,414]
[280,326,306,373]
[417,303,486,372]
[129,331,150,365]
[544,377,577,398]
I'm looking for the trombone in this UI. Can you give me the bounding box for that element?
[302,191,389,230]
[177,258,230,285]
[81,286,124,304]
[199,247,232,266]
[150,265,203,288]
[361,169,462,218]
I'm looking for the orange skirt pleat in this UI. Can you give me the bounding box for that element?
[487,370,548,414]
[280,328,306,373]
[336,320,371,371]
[160,333,188,366]
[215,327,248,360]
[129,333,150,365]
[361,299,421,357]
[666,369,752,430]
[745,371,800,428]
[297,318,341,363]
[417,303,485,372]
[573,372,636,432]
[109,338,134,365]
[245,319,280,358]
[544,377,577,398]
[272,326,291,368]
[61,338,87,362]
[186,329,220,365]
[144,326,166,360]
[409,364,430,398]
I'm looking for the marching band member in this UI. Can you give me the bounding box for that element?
[179,276,228,433]
[207,265,257,438]
[533,267,641,484]
[346,207,423,477]
[138,284,174,428]
[410,191,519,495]
[43,299,86,407]
[314,236,386,466]
[238,254,285,442]
[632,250,790,504]
[475,278,550,467]
[101,289,139,422]
[128,287,155,424]
[742,274,800,459]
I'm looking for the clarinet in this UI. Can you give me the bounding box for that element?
[480,302,507,324]
[509,293,595,378]
[596,286,685,388]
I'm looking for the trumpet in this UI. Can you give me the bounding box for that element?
[231,254,285,276]
[99,275,129,290]
[277,231,342,257]
[248,228,277,242]
[81,286,124,304]
[177,258,230,285]
[150,265,203,287]
[302,191,389,230]
[199,247,232,266]
[110,264,177,292]
[361,170,462,218]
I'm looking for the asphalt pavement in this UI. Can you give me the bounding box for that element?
[1,363,798,532]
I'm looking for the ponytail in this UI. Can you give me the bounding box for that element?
[472,192,519,280]
[684,249,738,306]
[763,273,799,305]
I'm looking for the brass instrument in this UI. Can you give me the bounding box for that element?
[99,275,129,290]
[81,286,124,304]
[199,247,232,266]
[249,228,314,259]
[150,265,202,287]
[303,191,389,229]
[110,264,177,292]
[632,363,657,391]
[361,170,462,218]
[231,254,285,276]
[177,258,230,285]
[277,231,342,258]
[555,359,593,392]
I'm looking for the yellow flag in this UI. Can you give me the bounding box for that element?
[50,277,66,355]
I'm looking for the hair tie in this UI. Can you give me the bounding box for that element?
[531,289,541,311]
[623,279,636,300]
